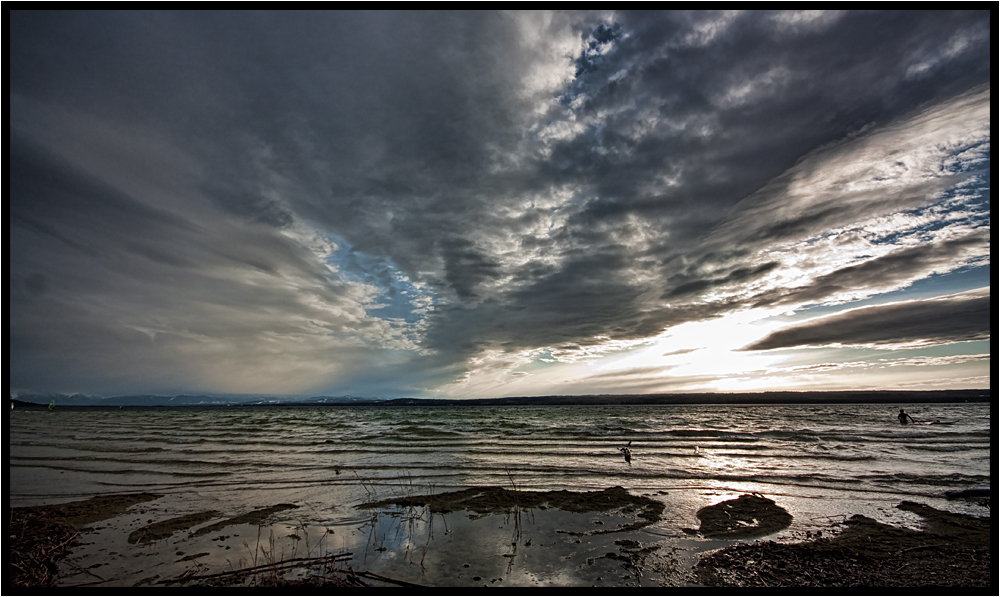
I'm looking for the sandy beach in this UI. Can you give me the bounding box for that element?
[10,486,991,588]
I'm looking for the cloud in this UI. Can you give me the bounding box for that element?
[880,353,990,368]
[660,85,991,317]
[771,352,990,374]
[742,288,990,351]
[755,228,990,308]
[9,10,993,396]
[705,86,990,250]
[10,135,420,396]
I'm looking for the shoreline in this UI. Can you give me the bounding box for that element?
[11,389,991,409]
[9,487,991,588]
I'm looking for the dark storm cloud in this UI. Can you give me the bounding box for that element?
[743,290,990,351]
[439,238,503,301]
[10,124,400,395]
[667,262,780,299]
[9,10,992,395]
[546,10,988,205]
[409,10,989,360]
[11,137,202,255]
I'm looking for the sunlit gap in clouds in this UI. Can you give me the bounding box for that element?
[434,310,796,398]
[319,230,436,327]
[591,311,789,376]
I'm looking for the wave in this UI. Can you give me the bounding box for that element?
[387,425,465,437]
[10,403,990,507]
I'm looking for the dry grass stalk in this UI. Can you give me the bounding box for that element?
[9,509,79,587]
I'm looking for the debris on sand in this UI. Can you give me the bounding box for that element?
[160,551,360,587]
[695,494,792,538]
[695,501,991,587]
[10,496,304,587]
[10,493,162,587]
[10,509,78,587]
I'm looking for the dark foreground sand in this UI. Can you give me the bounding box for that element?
[9,488,991,588]
[694,499,991,587]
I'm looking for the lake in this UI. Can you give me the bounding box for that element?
[8,402,990,586]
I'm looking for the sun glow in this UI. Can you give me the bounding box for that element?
[593,309,790,375]
[438,308,808,398]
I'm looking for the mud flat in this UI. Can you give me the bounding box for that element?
[8,487,676,588]
[694,500,992,587]
[9,488,991,588]
[10,494,161,586]
[692,494,793,539]
[358,485,665,532]
[9,495,310,588]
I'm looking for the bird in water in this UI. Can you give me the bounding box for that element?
[619,441,632,465]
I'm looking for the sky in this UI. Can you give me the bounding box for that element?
[9,10,991,400]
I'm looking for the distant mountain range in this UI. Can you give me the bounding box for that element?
[9,389,989,408]
[9,393,391,408]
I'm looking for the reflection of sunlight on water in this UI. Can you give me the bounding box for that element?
[10,403,987,587]
[51,476,988,588]
[698,450,750,477]
[348,504,680,587]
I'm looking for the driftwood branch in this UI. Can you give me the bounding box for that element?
[159,552,353,585]
[350,570,427,587]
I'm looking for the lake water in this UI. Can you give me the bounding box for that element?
[8,402,991,587]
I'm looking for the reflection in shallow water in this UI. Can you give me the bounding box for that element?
[8,403,989,586]
[325,498,685,587]
[49,487,699,587]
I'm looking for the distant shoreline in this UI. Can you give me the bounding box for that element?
[10,389,990,409]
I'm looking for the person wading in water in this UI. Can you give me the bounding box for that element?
[619,441,632,464]
[897,409,915,425]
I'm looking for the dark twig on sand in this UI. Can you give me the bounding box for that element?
[9,509,80,587]
[351,570,428,587]
[159,552,353,585]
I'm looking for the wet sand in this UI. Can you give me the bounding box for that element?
[11,493,161,586]
[692,493,793,539]
[358,485,665,533]
[695,500,991,587]
[9,487,992,588]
